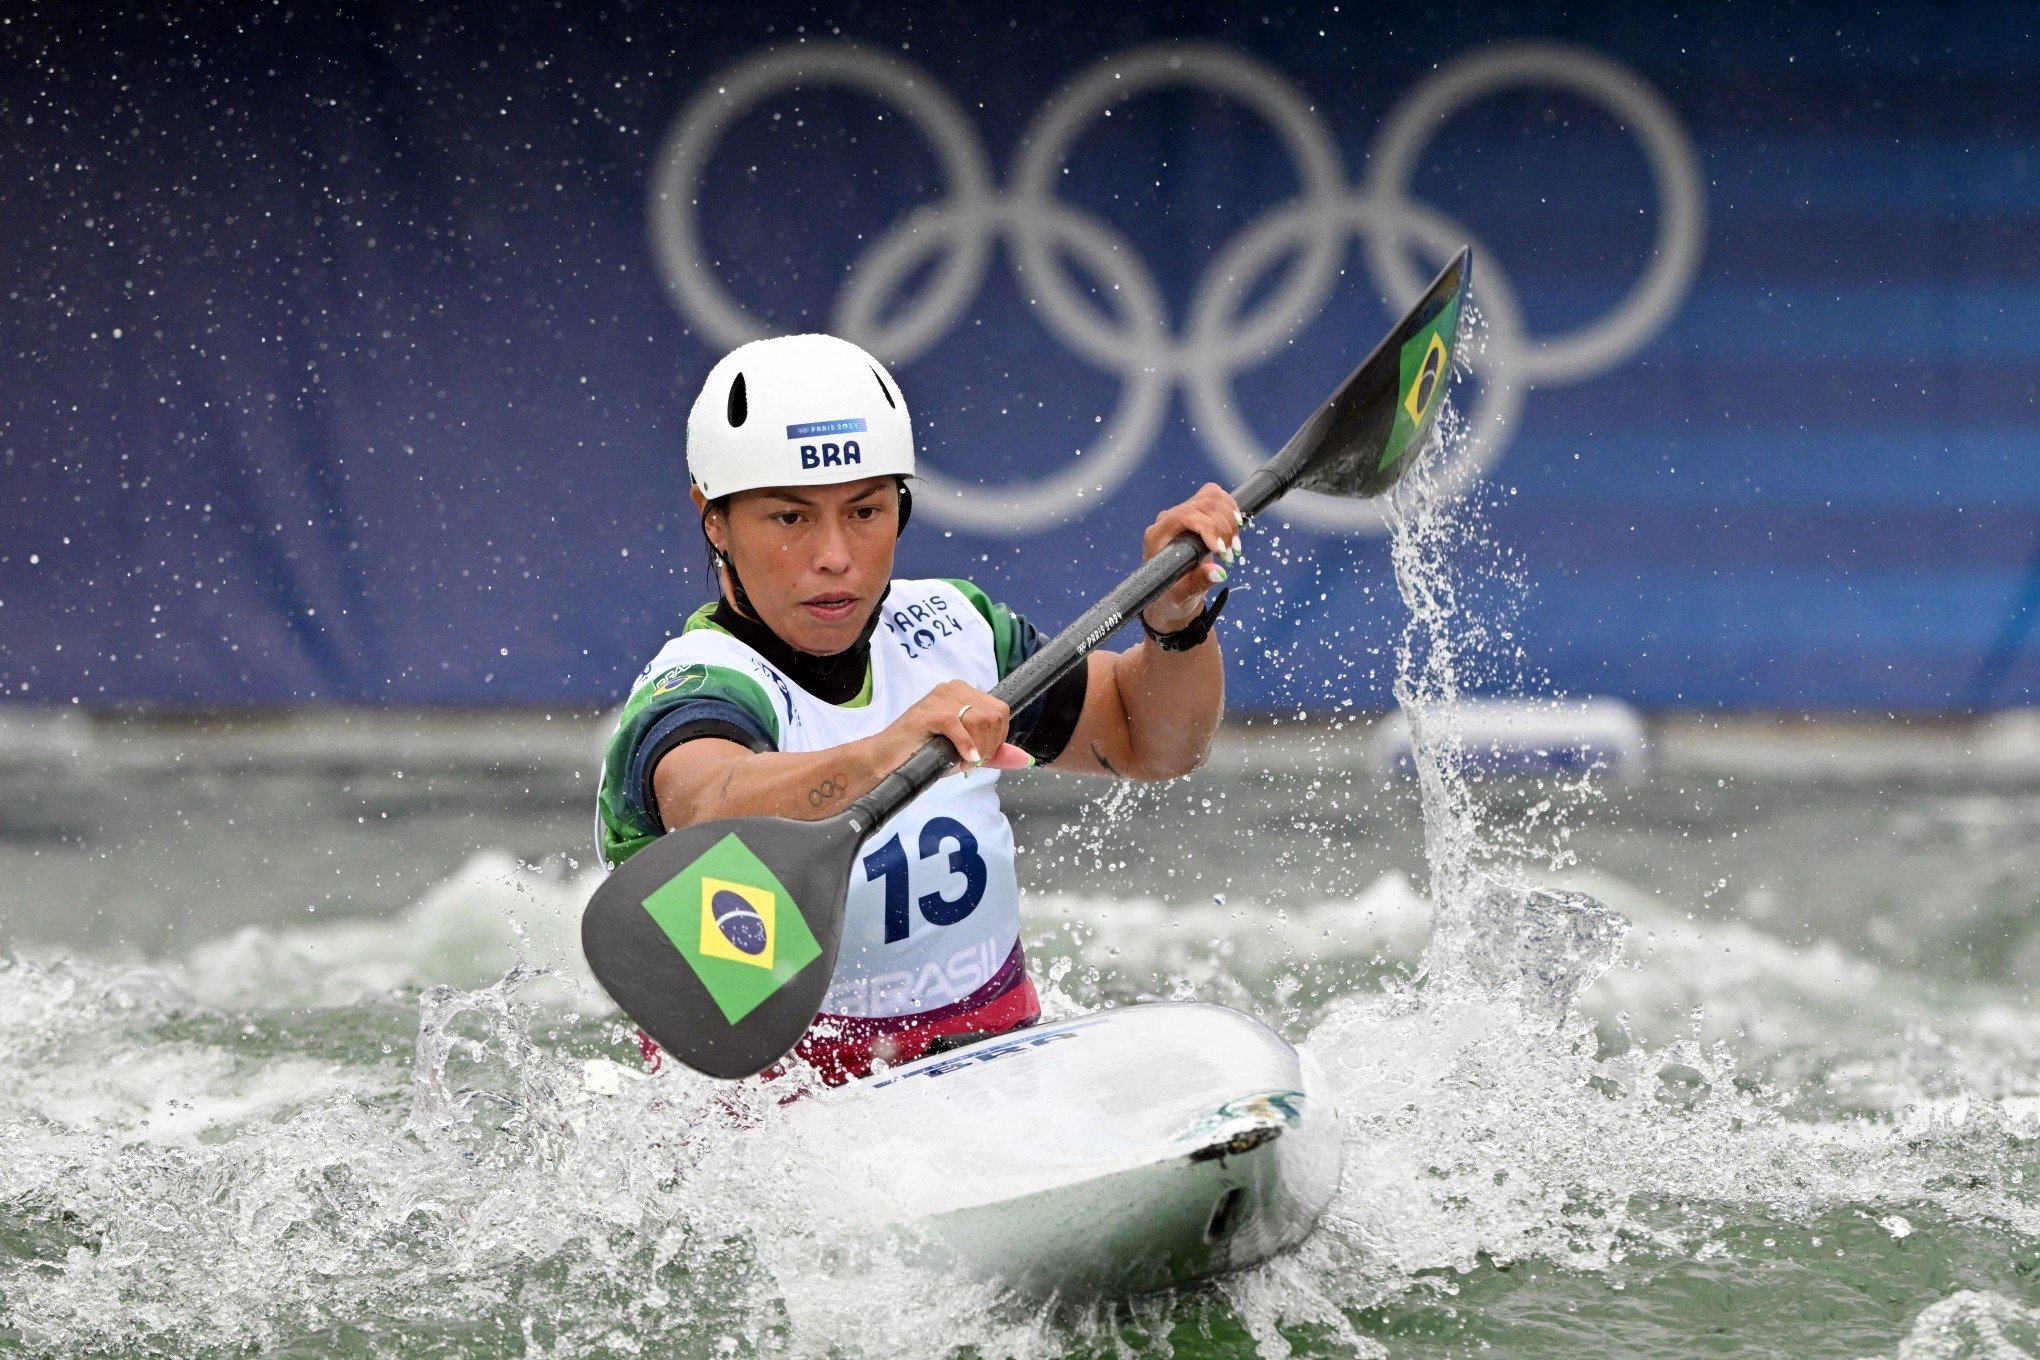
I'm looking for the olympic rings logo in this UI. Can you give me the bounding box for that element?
[649,41,1704,534]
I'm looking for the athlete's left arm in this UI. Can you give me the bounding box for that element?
[1050,483,1239,781]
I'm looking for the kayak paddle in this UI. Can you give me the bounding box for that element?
[583,247,1471,1079]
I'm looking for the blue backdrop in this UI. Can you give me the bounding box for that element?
[3,2,2036,711]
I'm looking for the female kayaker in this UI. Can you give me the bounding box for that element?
[597,333,1236,1083]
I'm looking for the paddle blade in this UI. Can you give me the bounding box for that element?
[581,812,863,1079]
[1268,247,1470,502]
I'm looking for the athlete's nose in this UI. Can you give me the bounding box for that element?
[812,516,855,574]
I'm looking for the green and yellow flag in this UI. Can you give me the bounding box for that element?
[1378,291,1464,472]
[640,832,823,1025]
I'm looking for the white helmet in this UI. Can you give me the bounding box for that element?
[685,333,914,500]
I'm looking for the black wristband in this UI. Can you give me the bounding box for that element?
[1139,586,1229,652]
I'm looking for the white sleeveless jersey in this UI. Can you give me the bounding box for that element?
[621,579,1021,1020]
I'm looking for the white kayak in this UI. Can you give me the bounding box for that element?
[787,1002,1344,1297]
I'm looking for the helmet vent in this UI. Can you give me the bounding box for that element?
[871,367,897,409]
[726,372,748,427]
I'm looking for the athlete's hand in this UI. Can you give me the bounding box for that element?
[1140,482,1242,634]
[890,679,1030,773]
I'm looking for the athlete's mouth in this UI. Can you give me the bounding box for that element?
[801,593,859,621]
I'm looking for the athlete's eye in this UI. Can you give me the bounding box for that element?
[852,505,882,521]
[771,511,802,528]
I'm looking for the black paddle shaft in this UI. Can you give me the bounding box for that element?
[843,246,1469,837]
[842,478,1271,839]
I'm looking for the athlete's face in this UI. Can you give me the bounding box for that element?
[698,477,901,655]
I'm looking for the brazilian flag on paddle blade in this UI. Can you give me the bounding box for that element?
[1378,288,1464,472]
[638,832,823,1025]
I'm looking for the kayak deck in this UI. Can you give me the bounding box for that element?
[790,1002,1343,1297]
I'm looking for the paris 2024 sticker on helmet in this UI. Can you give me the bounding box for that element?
[639,832,823,1025]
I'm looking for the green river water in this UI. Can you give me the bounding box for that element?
[1,708,2036,1359]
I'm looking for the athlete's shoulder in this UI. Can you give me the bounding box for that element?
[616,614,789,747]
[626,607,758,691]
[597,617,787,870]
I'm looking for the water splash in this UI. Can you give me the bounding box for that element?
[1375,313,1622,1012]
[1893,1291,2040,1359]
[5,851,2040,1359]
[1171,320,2040,1360]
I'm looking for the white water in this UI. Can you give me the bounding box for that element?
[3,821,2038,1360]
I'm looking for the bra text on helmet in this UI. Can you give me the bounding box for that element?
[799,440,862,470]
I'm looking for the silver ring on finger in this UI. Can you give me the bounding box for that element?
[957,704,973,721]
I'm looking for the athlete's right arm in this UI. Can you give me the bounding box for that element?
[651,679,1026,830]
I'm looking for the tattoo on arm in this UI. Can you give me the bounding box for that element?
[805,772,849,810]
[715,762,739,805]
[1090,742,1123,778]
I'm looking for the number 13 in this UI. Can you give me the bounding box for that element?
[860,816,986,944]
